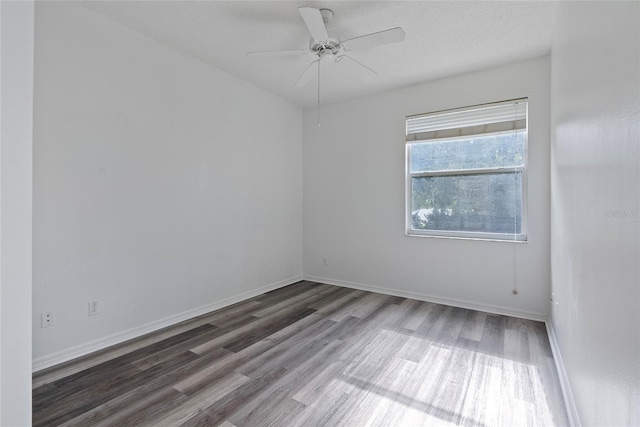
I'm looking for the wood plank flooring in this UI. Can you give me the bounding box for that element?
[33,281,569,426]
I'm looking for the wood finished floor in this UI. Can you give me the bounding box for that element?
[33,281,569,427]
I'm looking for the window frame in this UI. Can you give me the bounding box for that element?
[405,99,529,242]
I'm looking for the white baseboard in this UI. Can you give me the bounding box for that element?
[304,275,547,322]
[545,320,581,427]
[32,275,302,372]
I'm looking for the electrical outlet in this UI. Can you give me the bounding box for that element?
[323,257,328,266]
[41,312,54,328]
[88,300,99,316]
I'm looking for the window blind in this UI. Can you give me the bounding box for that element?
[406,99,527,142]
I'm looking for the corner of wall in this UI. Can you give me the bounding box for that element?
[545,319,581,427]
[0,1,34,425]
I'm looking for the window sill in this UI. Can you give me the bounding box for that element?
[405,231,528,243]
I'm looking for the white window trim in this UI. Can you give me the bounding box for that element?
[405,99,529,242]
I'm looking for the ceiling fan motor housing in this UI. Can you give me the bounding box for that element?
[310,38,341,57]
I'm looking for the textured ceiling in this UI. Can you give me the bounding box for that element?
[81,1,558,108]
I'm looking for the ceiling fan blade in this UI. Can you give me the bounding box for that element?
[294,60,319,88]
[247,49,310,57]
[298,7,329,44]
[342,27,406,51]
[337,55,377,76]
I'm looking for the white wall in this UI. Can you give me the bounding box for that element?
[0,1,34,424]
[303,57,551,319]
[33,2,302,367]
[550,2,639,426]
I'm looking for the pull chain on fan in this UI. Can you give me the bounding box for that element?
[317,58,320,126]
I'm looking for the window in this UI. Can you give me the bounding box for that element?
[405,99,528,241]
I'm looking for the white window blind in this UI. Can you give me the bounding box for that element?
[406,99,527,143]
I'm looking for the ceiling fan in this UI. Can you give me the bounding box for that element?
[248,7,406,89]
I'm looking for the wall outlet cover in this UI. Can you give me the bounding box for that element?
[41,312,54,328]
[89,300,99,316]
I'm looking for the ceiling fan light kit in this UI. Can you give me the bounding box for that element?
[248,6,406,124]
